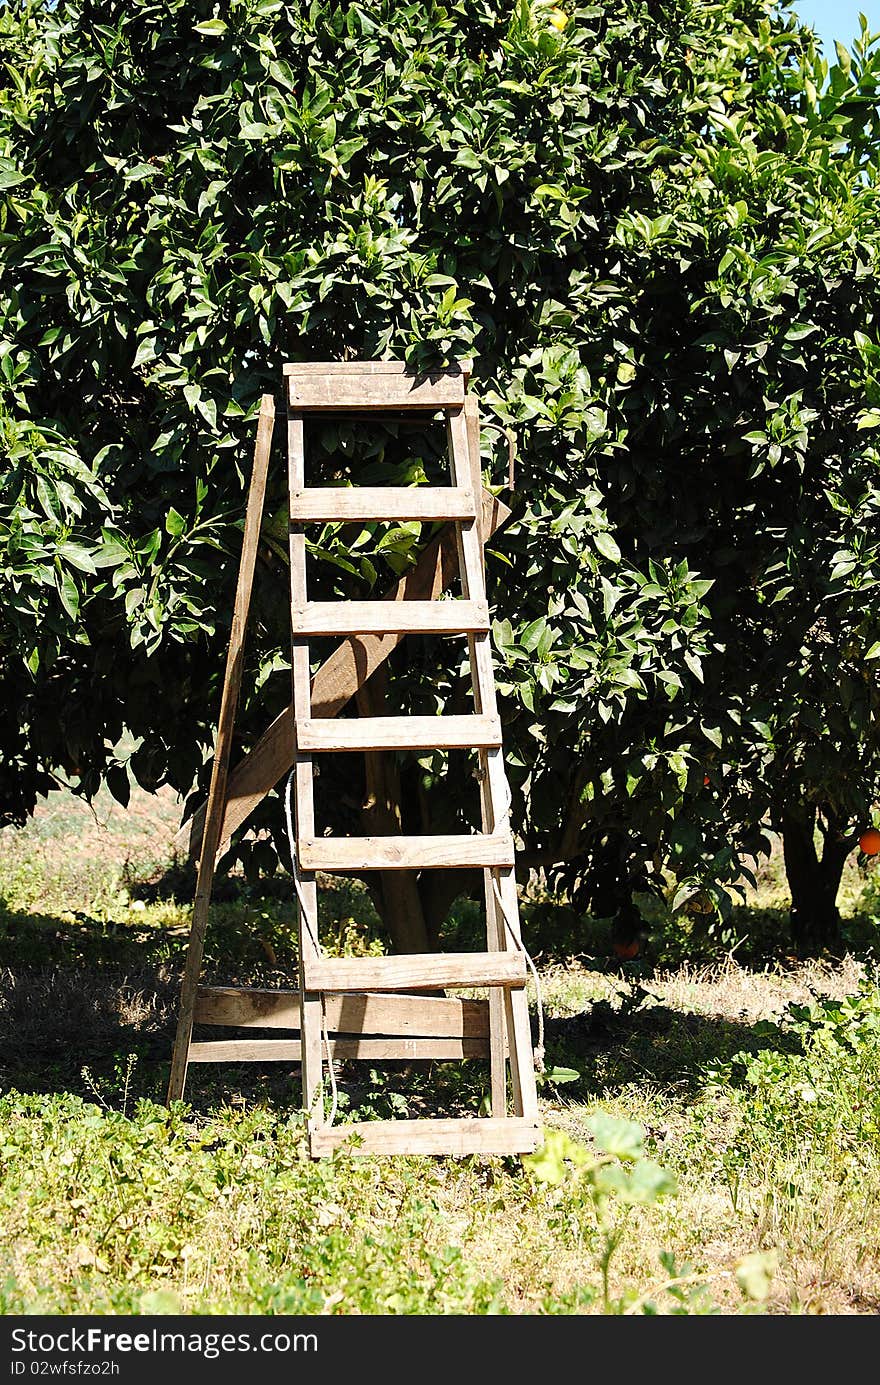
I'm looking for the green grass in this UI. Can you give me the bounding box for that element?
[2,786,880,1313]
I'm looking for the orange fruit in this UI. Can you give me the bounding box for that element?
[612,939,639,960]
[859,828,880,856]
[548,8,569,31]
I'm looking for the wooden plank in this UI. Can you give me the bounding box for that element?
[173,490,511,860]
[194,987,490,1038]
[166,395,275,1104]
[287,373,465,411]
[195,985,301,1029]
[188,1037,489,1063]
[295,714,501,753]
[450,405,531,1119]
[288,413,325,1130]
[291,599,489,636]
[290,487,475,523]
[299,832,515,873]
[464,399,510,1115]
[309,1116,542,1158]
[283,360,473,377]
[304,951,526,993]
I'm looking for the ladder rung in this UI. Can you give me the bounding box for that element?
[290,487,476,523]
[291,600,489,636]
[299,833,514,872]
[303,952,526,993]
[296,714,501,752]
[310,1117,542,1158]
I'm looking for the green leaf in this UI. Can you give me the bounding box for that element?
[586,1113,644,1160]
[540,1065,580,1084]
[36,476,61,523]
[734,1251,778,1302]
[194,19,227,35]
[594,1159,677,1205]
[133,338,157,369]
[138,1288,183,1313]
[520,617,547,652]
[683,651,703,683]
[866,642,880,660]
[57,542,97,574]
[671,880,697,912]
[523,1130,592,1184]
[57,570,79,620]
[594,531,621,563]
[165,508,186,537]
[106,765,131,808]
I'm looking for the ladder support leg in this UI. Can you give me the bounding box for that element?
[485,876,510,1116]
[167,395,275,1103]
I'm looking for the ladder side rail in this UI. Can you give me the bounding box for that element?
[288,412,326,1131]
[448,406,540,1122]
[464,397,508,1117]
[167,395,275,1102]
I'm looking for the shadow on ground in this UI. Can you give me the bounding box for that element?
[1,895,798,1119]
[540,989,794,1103]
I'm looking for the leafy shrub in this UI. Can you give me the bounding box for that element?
[715,984,880,1166]
[1,0,879,948]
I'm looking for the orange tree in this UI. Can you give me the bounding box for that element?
[1,0,878,951]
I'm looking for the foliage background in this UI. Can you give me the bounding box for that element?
[1,0,879,946]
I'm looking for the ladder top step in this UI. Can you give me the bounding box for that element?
[286,365,469,411]
[309,1116,542,1158]
[283,360,473,377]
[296,714,501,753]
[291,600,489,637]
[289,487,476,523]
[303,951,527,993]
[299,833,515,872]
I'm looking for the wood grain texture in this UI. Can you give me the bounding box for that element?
[188,1037,489,1063]
[290,599,489,636]
[295,714,501,752]
[448,405,539,1123]
[290,487,475,522]
[287,373,465,410]
[303,951,526,993]
[283,360,472,377]
[299,833,515,873]
[288,411,325,1129]
[309,1116,542,1158]
[194,986,490,1038]
[465,398,510,1116]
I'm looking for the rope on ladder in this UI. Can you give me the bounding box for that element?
[490,771,545,1074]
[491,875,546,1075]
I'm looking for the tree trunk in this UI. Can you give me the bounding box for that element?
[420,867,479,948]
[781,804,848,955]
[356,671,430,953]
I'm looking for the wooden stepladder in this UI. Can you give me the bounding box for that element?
[169,362,541,1159]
